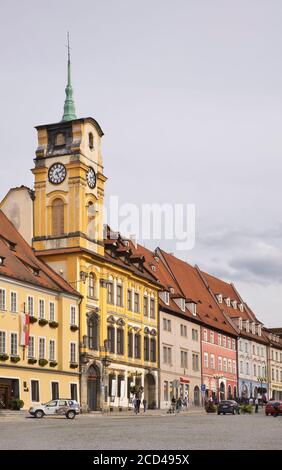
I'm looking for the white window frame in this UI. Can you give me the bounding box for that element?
[49,339,56,361]
[0,288,6,311]
[28,336,35,358]
[10,291,18,313]
[10,331,18,356]
[0,330,7,354]
[27,295,34,317]
[38,337,46,359]
[39,299,45,319]
[49,302,55,322]
[204,352,209,368]
[70,342,77,363]
[70,305,76,326]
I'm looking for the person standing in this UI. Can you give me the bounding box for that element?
[255,397,259,413]
[143,399,147,413]
[136,398,141,413]
[133,397,138,415]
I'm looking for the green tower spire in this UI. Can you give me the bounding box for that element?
[61,32,77,121]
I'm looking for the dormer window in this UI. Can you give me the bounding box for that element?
[151,265,156,272]
[187,301,197,316]
[217,294,223,304]
[252,322,256,335]
[232,300,237,309]
[225,297,231,307]
[164,291,170,305]
[168,286,174,294]
[245,320,250,333]
[258,325,262,336]
[239,317,243,330]
[239,303,244,313]
[88,132,94,150]
[0,256,5,266]
[180,298,186,312]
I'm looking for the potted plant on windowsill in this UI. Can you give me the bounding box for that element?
[27,358,37,365]
[38,318,48,326]
[38,358,48,367]
[70,324,79,332]
[49,360,58,367]
[10,355,21,363]
[49,321,59,328]
[70,362,78,369]
[29,316,37,324]
[0,353,9,361]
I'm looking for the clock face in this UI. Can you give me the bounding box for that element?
[87,167,96,189]
[48,163,67,185]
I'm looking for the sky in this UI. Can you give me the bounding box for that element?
[0,0,281,326]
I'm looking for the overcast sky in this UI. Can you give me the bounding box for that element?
[0,0,281,326]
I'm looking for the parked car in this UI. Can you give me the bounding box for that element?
[217,400,239,415]
[29,399,80,419]
[265,400,282,416]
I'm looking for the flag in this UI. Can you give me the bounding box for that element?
[20,313,30,346]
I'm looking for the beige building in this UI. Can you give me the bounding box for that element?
[265,330,282,400]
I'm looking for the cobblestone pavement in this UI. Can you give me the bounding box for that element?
[0,410,281,450]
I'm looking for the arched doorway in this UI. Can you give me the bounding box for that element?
[194,386,200,406]
[87,365,100,411]
[219,382,225,401]
[144,374,156,409]
[227,385,232,399]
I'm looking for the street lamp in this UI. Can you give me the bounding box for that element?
[257,376,267,402]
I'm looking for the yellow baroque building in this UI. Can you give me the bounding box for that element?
[0,210,81,410]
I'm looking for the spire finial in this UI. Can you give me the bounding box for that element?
[61,32,77,121]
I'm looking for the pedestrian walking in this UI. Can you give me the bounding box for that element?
[143,399,147,413]
[133,397,138,415]
[136,398,141,413]
[255,397,259,413]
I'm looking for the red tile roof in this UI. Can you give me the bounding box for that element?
[0,210,80,297]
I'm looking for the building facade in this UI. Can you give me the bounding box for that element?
[0,211,80,410]
[265,330,282,400]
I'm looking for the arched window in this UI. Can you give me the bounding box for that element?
[89,132,94,150]
[52,198,64,236]
[55,133,65,146]
[88,273,95,298]
[88,314,99,350]
[87,202,95,238]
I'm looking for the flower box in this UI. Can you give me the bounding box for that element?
[10,355,21,363]
[49,360,58,367]
[70,362,78,369]
[38,358,48,367]
[38,318,48,326]
[49,321,59,329]
[28,358,37,365]
[29,316,38,324]
[0,353,9,361]
[70,324,79,332]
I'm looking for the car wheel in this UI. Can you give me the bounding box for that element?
[34,410,44,419]
[66,410,76,419]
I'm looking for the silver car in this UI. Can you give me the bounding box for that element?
[29,399,80,419]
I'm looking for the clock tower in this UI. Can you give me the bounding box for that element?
[32,40,106,257]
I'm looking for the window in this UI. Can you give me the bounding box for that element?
[232,339,235,350]
[232,360,236,374]
[164,381,169,401]
[163,318,171,332]
[49,302,55,321]
[39,338,45,359]
[55,132,65,146]
[218,356,222,371]
[192,329,198,341]
[107,326,115,353]
[258,365,261,376]
[228,359,232,373]
[88,315,99,350]
[0,289,6,310]
[134,334,141,359]
[88,273,95,298]
[144,336,150,361]
[180,298,186,311]
[70,384,78,401]
[27,296,34,316]
[192,353,199,371]
[276,369,279,381]
[70,306,76,326]
[70,342,76,363]
[227,338,231,349]
[128,331,133,358]
[10,333,18,356]
[31,380,39,402]
[203,330,208,342]
[222,336,226,348]
[245,342,248,353]
[204,352,208,368]
[246,362,249,375]
[257,345,260,356]
[87,202,96,238]
[276,351,278,362]
[240,361,243,373]
[163,346,172,365]
[150,338,156,362]
[127,290,132,311]
[0,331,6,354]
[88,132,94,150]
[134,292,140,313]
[144,296,149,317]
[253,364,257,376]
[181,324,187,337]
[150,298,155,319]
[210,332,214,344]
[49,340,55,361]
[51,382,59,400]
[117,328,124,355]
[181,350,188,368]
[164,291,170,304]
[107,282,114,304]
[28,336,34,358]
[39,299,45,319]
[210,354,215,369]
[272,368,275,380]
[218,334,222,346]
[10,292,17,313]
[223,358,227,372]
[116,285,123,307]
[52,199,64,236]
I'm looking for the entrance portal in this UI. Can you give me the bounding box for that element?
[0,379,19,409]
[144,374,156,409]
[193,386,200,406]
[87,365,100,411]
